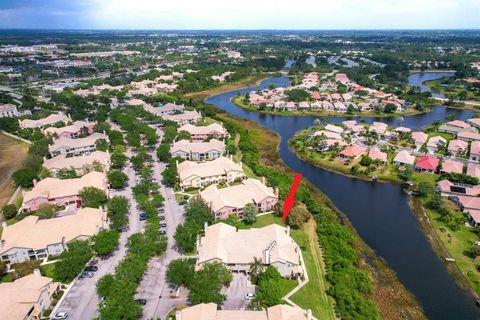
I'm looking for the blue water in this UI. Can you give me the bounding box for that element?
[206,75,480,320]
[408,72,456,98]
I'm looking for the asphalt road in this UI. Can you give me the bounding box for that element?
[54,147,144,320]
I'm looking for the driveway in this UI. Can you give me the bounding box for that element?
[54,147,144,320]
[222,273,256,310]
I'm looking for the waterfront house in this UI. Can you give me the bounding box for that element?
[196,223,301,277]
[19,112,71,129]
[393,150,415,166]
[457,131,480,142]
[325,124,344,135]
[438,120,476,135]
[178,123,228,141]
[437,180,480,197]
[470,141,480,163]
[314,130,342,140]
[43,120,96,139]
[21,171,108,212]
[43,151,110,176]
[171,139,225,161]
[447,139,468,157]
[339,145,367,160]
[415,155,440,173]
[48,132,108,157]
[178,303,312,320]
[0,271,59,320]
[368,147,387,163]
[440,159,464,174]
[342,120,365,133]
[199,178,278,219]
[369,122,388,135]
[0,208,107,264]
[467,118,480,128]
[177,156,245,189]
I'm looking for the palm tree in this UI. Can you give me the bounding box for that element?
[250,257,264,284]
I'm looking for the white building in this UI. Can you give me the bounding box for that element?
[0,104,18,118]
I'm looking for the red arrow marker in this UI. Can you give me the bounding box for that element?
[282,173,302,222]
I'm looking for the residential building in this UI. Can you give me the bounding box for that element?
[144,103,185,116]
[438,120,476,135]
[411,131,428,150]
[441,159,464,174]
[415,155,440,173]
[470,141,480,163]
[339,145,367,159]
[48,132,108,157]
[178,303,312,320]
[467,118,480,128]
[0,271,59,320]
[19,113,71,129]
[0,103,18,118]
[163,110,202,125]
[197,223,301,277]
[171,139,225,161]
[177,156,245,189]
[43,120,96,139]
[368,147,387,163]
[447,139,468,157]
[21,171,108,212]
[426,136,447,154]
[369,122,388,135]
[199,178,278,219]
[324,124,344,134]
[467,162,480,179]
[43,151,110,176]
[457,131,480,142]
[437,180,480,197]
[393,150,415,166]
[0,208,107,264]
[178,123,228,141]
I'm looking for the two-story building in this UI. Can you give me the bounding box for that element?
[0,207,108,264]
[43,120,96,139]
[48,132,108,157]
[43,151,110,176]
[177,156,245,189]
[199,178,278,219]
[178,123,228,141]
[0,103,18,118]
[21,171,108,212]
[19,113,71,129]
[171,139,225,161]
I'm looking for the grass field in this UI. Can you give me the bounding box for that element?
[0,133,28,208]
[237,214,336,320]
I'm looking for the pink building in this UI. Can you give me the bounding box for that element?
[178,123,228,142]
[441,159,464,174]
[21,172,108,212]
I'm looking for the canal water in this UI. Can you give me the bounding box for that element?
[408,72,456,99]
[206,74,480,319]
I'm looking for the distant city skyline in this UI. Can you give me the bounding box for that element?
[0,0,479,30]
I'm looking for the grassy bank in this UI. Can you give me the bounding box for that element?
[211,109,424,319]
[0,133,29,208]
[232,95,426,118]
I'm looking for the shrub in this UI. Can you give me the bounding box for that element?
[2,204,17,220]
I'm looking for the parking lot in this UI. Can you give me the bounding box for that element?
[222,273,256,310]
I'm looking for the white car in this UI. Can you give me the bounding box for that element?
[245,293,256,300]
[52,312,68,319]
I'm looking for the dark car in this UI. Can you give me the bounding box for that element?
[139,212,147,221]
[159,230,167,236]
[159,215,165,220]
[160,223,167,228]
[84,265,98,272]
[135,299,147,305]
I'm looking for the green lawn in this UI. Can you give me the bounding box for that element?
[424,205,480,295]
[412,172,437,185]
[237,214,336,320]
[40,263,57,281]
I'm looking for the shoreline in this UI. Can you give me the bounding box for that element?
[288,128,480,302]
[231,95,429,118]
[198,76,425,319]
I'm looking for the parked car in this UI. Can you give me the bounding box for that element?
[159,215,165,220]
[158,208,165,213]
[135,299,147,305]
[139,212,147,221]
[84,265,98,272]
[160,223,167,228]
[52,312,68,319]
[80,271,94,278]
[245,293,256,300]
[159,230,167,236]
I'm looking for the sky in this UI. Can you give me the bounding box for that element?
[0,0,479,30]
